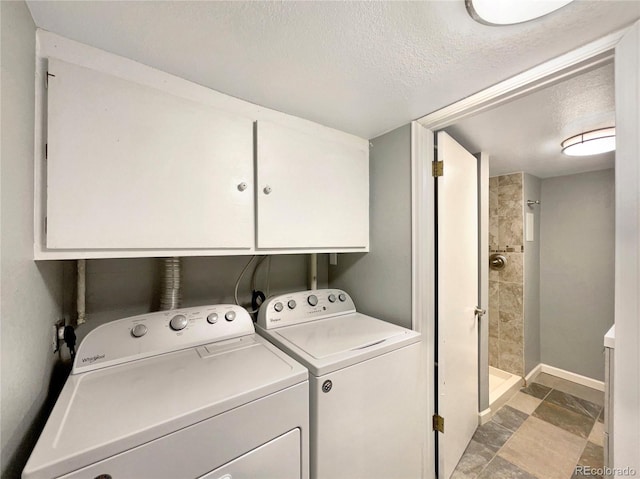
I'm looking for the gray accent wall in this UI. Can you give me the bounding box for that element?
[329,125,412,329]
[523,173,541,376]
[540,169,614,381]
[75,255,329,341]
[1,2,65,476]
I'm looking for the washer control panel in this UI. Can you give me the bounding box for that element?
[73,304,254,374]
[257,289,356,329]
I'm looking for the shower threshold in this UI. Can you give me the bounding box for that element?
[489,366,523,415]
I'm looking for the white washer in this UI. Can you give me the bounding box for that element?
[256,289,422,479]
[23,305,309,479]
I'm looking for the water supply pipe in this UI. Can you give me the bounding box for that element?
[76,259,86,326]
[308,253,318,290]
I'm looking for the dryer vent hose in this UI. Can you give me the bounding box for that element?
[160,257,181,311]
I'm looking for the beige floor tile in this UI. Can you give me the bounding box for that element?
[498,416,586,479]
[552,380,604,407]
[507,392,542,415]
[588,421,605,447]
[532,373,564,389]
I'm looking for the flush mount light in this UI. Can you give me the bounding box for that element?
[466,0,574,26]
[561,127,616,157]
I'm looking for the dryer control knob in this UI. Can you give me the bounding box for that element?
[225,311,236,322]
[328,294,336,303]
[131,323,147,338]
[274,302,284,312]
[307,295,318,306]
[207,313,218,324]
[288,300,297,310]
[338,293,347,302]
[169,314,188,331]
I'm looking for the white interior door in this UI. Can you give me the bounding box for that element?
[436,131,479,479]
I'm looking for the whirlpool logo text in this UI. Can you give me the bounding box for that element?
[82,354,105,364]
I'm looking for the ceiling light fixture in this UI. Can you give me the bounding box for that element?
[466,0,575,26]
[561,127,616,156]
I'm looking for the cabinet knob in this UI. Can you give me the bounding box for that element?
[237,182,248,192]
[263,186,272,195]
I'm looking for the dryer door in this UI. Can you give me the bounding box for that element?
[58,429,301,479]
[199,429,300,479]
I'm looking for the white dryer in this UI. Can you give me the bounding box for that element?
[23,305,309,479]
[256,289,423,479]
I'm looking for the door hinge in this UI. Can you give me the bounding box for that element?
[433,414,444,433]
[432,161,443,177]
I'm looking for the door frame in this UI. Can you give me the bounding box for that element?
[411,24,638,478]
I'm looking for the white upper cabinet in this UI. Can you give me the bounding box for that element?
[37,49,369,259]
[46,59,254,251]
[256,121,369,250]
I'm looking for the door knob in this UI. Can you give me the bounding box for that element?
[475,307,486,317]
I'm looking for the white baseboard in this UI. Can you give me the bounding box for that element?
[533,363,605,392]
[478,408,492,426]
[541,364,605,391]
[525,363,542,385]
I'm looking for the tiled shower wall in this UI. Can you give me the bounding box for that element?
[489,173,524,376]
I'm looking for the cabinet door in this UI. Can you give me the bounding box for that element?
[256,121,369,249]
[46,59,253,250]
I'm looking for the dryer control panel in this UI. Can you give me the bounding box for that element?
[257,289,356,329]
[73,305,254,374]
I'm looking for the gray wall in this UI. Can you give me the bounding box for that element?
[75,255,328,341]
[1,2,66,476]
[329,125,412,329]
[523,173,541,375]
[540,169,614,381]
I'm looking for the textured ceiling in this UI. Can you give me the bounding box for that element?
[446,62,615,178]
[26,1,640,139]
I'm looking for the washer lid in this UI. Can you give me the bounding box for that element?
[23,335,307,479]
[260,313,421,376]
[278,313,406,358]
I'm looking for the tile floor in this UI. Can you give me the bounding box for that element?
[452,373,605,479]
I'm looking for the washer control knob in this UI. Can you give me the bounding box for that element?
[274,302,284,312]
[307,295,318,306]
[328,294,336,303]
[288,300,297,310]
[225,310,236,322]
[338,293,347,302]
[169,314,188,331]
[207,313,218,324]
[131,323,148,338]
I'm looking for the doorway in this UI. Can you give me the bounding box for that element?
[412,21,640,479]
[447,59,615,416]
